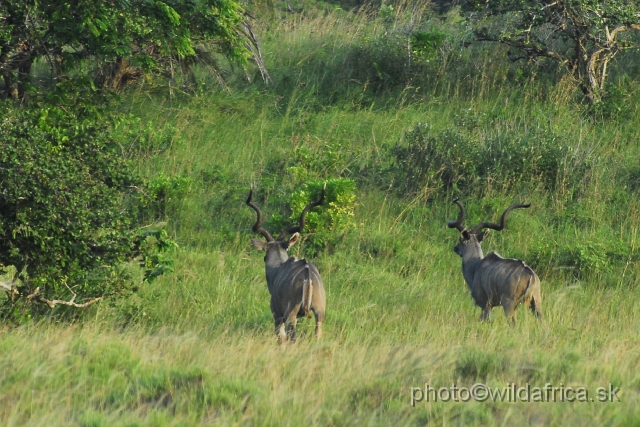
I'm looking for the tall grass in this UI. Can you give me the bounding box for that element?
[2,1,640,425]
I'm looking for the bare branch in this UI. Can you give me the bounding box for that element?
[474,33,569,66]
[37,296,103,309]
[26,286,103,309]
[609,24,640,41]
[242,16,272,85]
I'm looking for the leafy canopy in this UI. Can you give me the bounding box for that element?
[0,0,251,99]
[463,0,640,103]
[0,85,174,321]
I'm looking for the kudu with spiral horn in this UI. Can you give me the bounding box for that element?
[447,199,542,323]
[246,185,327,342]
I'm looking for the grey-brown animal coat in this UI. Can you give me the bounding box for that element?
[449,200,542,323]
[247,187,326,342]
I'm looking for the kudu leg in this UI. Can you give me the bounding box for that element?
[314,311,325,339]
[479,304,492,322]
[501,296,517,325]
[274,317,287,344]
[285,311,298,343]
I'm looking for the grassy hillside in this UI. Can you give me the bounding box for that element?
[2,2,640,426]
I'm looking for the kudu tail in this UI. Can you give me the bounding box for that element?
[517,273,542,318]
[516,275,535,307]
[301,267,313,319]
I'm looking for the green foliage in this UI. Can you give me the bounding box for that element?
[345,10,449,93]
[287,179,356,254]
[389,124,478,195]
[462,0,640,104]
[531,234,632,279]
[0,0,250,99]
[0,89,175,321]
[1,4,640,424]
[584,84,634,122]
[135,230,179,282]
[145,174,193,220]
[379,2,396,27]
[347,34,408,92]
[618,163,640,193]
[288,139,356,177]
[411,30,448,60]
[388,121,590,197]
[289,179,357,233]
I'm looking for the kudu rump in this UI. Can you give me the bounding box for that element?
[447,199,542,323]
[246,186,327,342]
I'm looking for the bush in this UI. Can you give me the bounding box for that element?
[343,2,449,94]
[145,174,193,220]
[288,178,356,232]
[388,121,590,197]
[285,178,357,255]
[583,84,634,122]
[347,28,448,93]
[390,124,479,195]
[0,88,174,321]
[530,234,632,280]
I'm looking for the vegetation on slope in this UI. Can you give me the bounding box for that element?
[1,0,640,425]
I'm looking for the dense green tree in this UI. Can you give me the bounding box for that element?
[0,0,254,320]
[0,86,175,321]
[0,0,253,100]
[463,0,640,103]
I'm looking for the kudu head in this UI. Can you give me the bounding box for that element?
[447,199,530,259]
[246,184,326,267]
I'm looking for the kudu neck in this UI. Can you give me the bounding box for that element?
[461,243,484,285]
[264,247,291,284]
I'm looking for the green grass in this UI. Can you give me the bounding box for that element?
[3,2,640,425]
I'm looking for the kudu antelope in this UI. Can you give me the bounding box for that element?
[246,186,327,342]
[447,199,542,323]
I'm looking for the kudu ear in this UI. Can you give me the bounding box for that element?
[250,238,268,251]
[461,230,471,240]
[477,230,490,242]
[287,232,300,248]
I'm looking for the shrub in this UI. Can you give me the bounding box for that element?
[345,8,449,93]
[388,121,591,197]
[411,30,448,61]
[287,178,357,255]
[289,178,356,232]
[0,88,174,321]
[144,174,193,220]
[530,235,632,280]
[390,123,479,195]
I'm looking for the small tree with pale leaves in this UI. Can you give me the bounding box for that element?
[463,0,640,104]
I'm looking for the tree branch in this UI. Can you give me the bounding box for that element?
[37,295,103,309]
[473,33,569,65]
[26,286,103,309]
[0,281,14,292]
[241,15,272,85]
[609,24,640,41]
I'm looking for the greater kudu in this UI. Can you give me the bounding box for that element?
[447,199,542,323]
[246,186,327,342]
